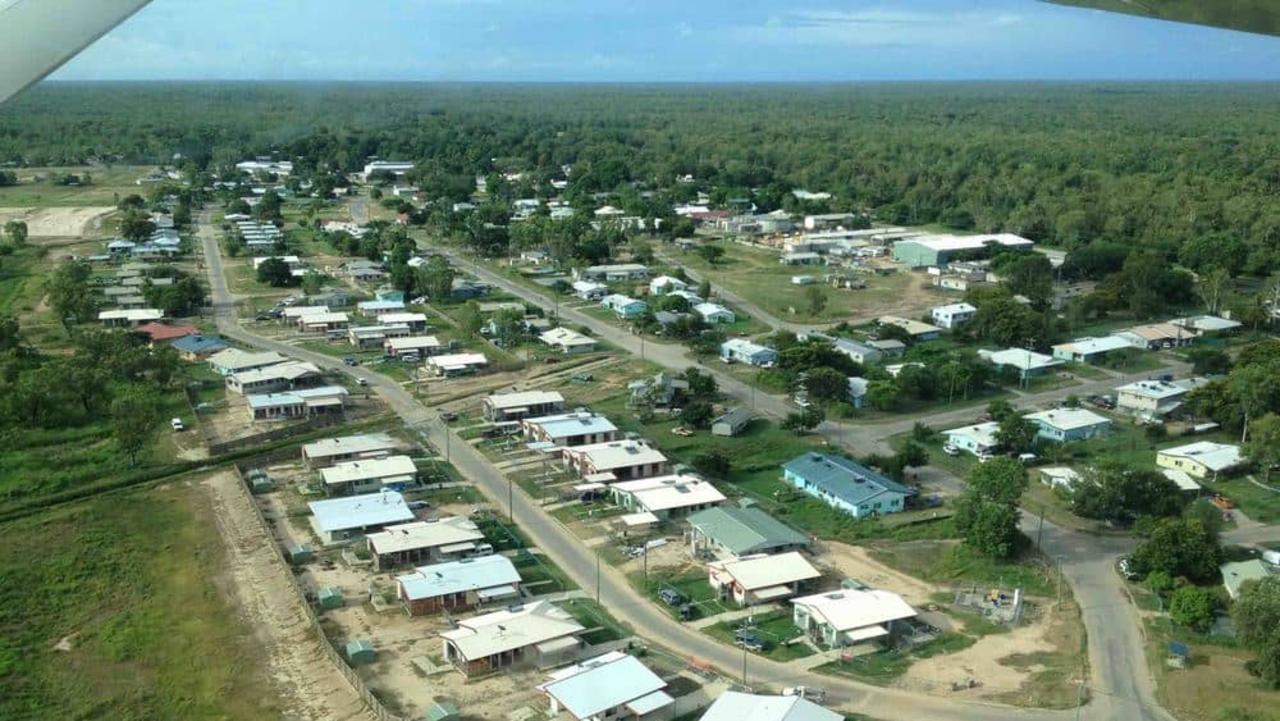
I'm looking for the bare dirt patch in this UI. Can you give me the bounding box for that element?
[203,469,376,721]
[816,541,943,606]
[0,206,116,238]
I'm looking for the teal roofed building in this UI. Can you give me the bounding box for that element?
[782,453,915,519]
[687,505,809,558]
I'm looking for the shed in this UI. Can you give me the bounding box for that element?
[318,587,344,610]
[287,544,314,565]
[346,639,376,665]
[424,700,461,721]
[711,407,753,437]
[250,475,275,494]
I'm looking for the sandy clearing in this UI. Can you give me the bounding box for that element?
[203,469,377,721]
[816,541,943,606]
[900,613,1055,695]
[0,206,116,238]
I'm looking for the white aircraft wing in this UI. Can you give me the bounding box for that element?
[0,0,153,105]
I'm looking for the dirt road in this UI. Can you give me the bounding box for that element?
[204,470,376,721]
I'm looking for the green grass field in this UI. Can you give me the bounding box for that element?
[0,166,153,207]
[704,610,815,663]
[0,484,278,721]
[871,541,1055,597]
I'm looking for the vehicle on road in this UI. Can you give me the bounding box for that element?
[356,378,369,387]
[782,687,826,702]
[440,411,458,422]
[343,356,359,366]
[170,417,184,431]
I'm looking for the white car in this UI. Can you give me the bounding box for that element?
[170,417,184,431]
[942,444,961,457]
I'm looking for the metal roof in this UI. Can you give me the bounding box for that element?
[782,453,915,506]
[539,651,670,720]
[699,692,843,721]
[709,551,820,591]
[439,600,583,660]
[396,555,521,601]
[302,433,398,460]
[687,506,807,556]
[365,517,484,555]
[308,490,414,533]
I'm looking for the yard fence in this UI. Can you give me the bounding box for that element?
[230,463,407,721]
[209,414,345,456]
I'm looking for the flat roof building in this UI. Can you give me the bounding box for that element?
[307,490,415,544]
[1157,441,1245,481]
[483,391,567,423]
[440,600,585,676]
[522,411,619,447]
[561,439,668,481]
[944,421,1001,457]
[699,692,842,721]
[208,348,287,376]
[1024,408,1112,443]
[540,327,598,354]
[427,352,488,377]
[302,432,400,468]
[893,233,1034,268]
[320,455,418,496]
[610,475,726,519]
[792,589,917,649]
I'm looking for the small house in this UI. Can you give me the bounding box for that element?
[522,411,619,447]
[540,327,597,354]
[1051,336,1133,364]
[699,692,841,721]
[930,302,977,330]
[694,302,736,324]
[561,439,668,481]
[1157,442,1245,481]
[792,589,917,649]
[320,455,418,495]
[1024,408,1111,443]
[720,338,777,367]
[979,348,1061,381]
[482,390,566,423]
[601,294,648,319]
[711,407,753,437]
[172,334,229,361]
[538,651,673,721]
[365,516,488,570]
[687,506,809,559]
[440,601,585,676]
[708,551,821,606]
[1221,559,1275,600]
[610,475,726,519]
[943,421,1000,457]
[307,490,415,544]
[301,432,400,468]
[782,453,915,519]
[397,555,522,615]
[426,352,488,377]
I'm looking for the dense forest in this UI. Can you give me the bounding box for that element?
[4,82,1280,272]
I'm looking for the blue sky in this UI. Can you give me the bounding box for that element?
[53,0,1280,82]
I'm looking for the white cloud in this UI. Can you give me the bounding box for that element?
[729,6,1038,48]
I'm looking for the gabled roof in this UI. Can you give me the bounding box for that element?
[1159,441,1244,472]
[308,490,414,533]
[792,589,916,632]
[397,555,521,601]
[710,551,820,591]
[687,506,808,555]
[302,432,399,461]
[487,390,565,411]
[523,412,618,440]
[564,439,666,471]
[699,692,842,721]
[439,600,583,660]
[980,348,1060,372]
[320,455,418,487]
[135,322,197,341]
[712,407,754,428]
[782,453,915,506]
[539,652,670,720]
[611,475,726,513]
[207,347,286,371]
[366,517,485,555]
[1024,407,1111,432]
[172,334,228,354]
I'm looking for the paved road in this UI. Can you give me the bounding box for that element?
[204,213,1179,720]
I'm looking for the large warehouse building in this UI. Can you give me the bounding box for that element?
[892,233,1034,268]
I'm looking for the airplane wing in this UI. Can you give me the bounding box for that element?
[0,0,153,105]
[1045,1,1280,37]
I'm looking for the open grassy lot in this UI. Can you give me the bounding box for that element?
[704,610,815,663]
[0,166,155,207]
[814,632,976,685]
[870,540,1055,597]
[558,599,630,645]
[0,484,278,721]
[629,568,732,621]
[669,240,946,323]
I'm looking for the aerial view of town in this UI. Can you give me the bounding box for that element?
[2,3,1280,721]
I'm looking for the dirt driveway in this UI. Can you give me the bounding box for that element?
[0,206,116,238]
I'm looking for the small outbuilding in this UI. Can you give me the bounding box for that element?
[346,639,376,665]
[711,407,753,437]
[318,586,344,610]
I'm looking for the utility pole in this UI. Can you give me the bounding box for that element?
[1056,555,1064,608]
[741,643,748,686]
[1036,505,1045,550]
[508,475,514,523]
[596,551,601,604]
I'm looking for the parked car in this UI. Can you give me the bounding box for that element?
[356,378,369,387]
[734,630,764,652]
[343,356,359,366]
[942,444,961,457]
[1118,557,1140,581]
[657,588,684,606]
[440,411,458,422]
[170,417,184,431]
[1017,453,1038,464]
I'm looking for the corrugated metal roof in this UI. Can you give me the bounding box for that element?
[687,506,807,556]
[782,453,914,507]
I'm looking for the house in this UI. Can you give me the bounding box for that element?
[610,475,726,519]
[283,305,331,321]
[694,302,736,324]
[349,324,411,348]
[832,339,882,366]
[979,348,1062,381]
[561,439,668,481]
[782,453,915,519]
[307,490,415,543]
[846,377,869,408]
[930,302,977,330]
[720,338,778,367]
[649,275,688,296]
[804,213,858,231]
[362,160,415,179]
[687,506,810,558]
[1157,442,1245,481]
[1221,560,1275,600]
[1160,468,1203,493]
[627,372,689,408]
[1024,408,1111,443]
[320,455,418,495]
[172,334,229,361]
[440,600,585,676]
[246,385,348,421]
[708,552,821,606]
[343,260,386,283]
[226,360,321,395]
[483,391,566,423]
[302,432,400,468]
[357,299,406,316]
[698,692,842,721]
[427,353,488,377]
[397,555,522,615]
[711,407,753,437]
[1051,336,1134,364]
[601,294,648,319]
[1172,315,1243,337]
[1115,322,1195,350]
[135,322,197,344]
[892,233,1034,268]
[1115,379,1192,420]
[1039,467,1082,490]
[384,335,443,359]
[876,316,942,343]
[98,308,164,327]
[792,589,918,649]
[573,280,609,301]
[944,421,1001,457]
[365,516,488,570]
[867,339,906,357]
[252,255,301,270]
[378,312,429,331]
[540,327,597,354]
[574,264,649,283]
[522,412,619,447]
[539,651,673,721]
[297,312,350,333]
[780,251,823,266]
[207,348,286,377]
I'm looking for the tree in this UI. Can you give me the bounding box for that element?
[954,457,1027,559]
[1196,266,1232,314]
[1244,413,1280,482]
[1001,253,1054,306]
[683,367,717,401]
[967,457,1028,505]
[697,279,712,300]
[301,270,324,296]
[1188,347,1231,376]
[803,367,848,404]
[110,387,162,464]
[4,220,27,247]
[782,406,825,434]
[256,257,294,287]
[680,400,714,429]
[1069,462,1186,524]
[995,414,1037,454]
[805,286,827,316]
[696,245,724,266]
[45,259,97,325]
[692,450,731,479]
[1234,576,1280,650]
[865,380,900,411]
[119,211,156,243]
[1168,586,1216,633]
[1131,517,1221,583]
[415,255,456,302]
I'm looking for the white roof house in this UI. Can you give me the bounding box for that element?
[252,255,301,268]
[378,312,429,326]
[385,335,442,355]
[440,600,584,673]
[649,275,688,295]
[1172,315,1243,335]
[539,651,672,721]
[876,315,942,340]
[397,555,522,608]
[1160,468,1203,492]
[1039,467,1082,490]
[791,589,917,647]
[357,299,407,314]
[1115,379,1191,419]
[1157,441,1245,480]
[930,302,977,330]
[427,352,488,376]
[694,302,736,324]
[562,439,668,481]
[98,308,164,325]
[207,348,287,375]
[708,551,821,605]
[307,490,415,543]
[699,692,842,721]
[540,327,598,353]
[302,432,399,467]
[365,516,486,569]
[483,391,566,420]
[226,360,322,394]
[944,421,1001,457]
[610,475,726,518]
[282,305,330,319]
[523,412,619,446]
[979,348,1061,378]
[320,455,418,493]
[1051,335,1133,363]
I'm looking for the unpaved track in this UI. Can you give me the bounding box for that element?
[204,471,375,721]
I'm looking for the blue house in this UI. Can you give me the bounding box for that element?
[782,453,915,519]
[601,294,648,319]
[1023,408,1111,443]
[720,338,778,367]
[171,334,229,361]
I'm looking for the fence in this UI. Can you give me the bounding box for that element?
[230,463,407,721]
[209,414,345,455]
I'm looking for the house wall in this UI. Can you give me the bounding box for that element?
[251,402,306,421]
[784,470,905,518]
[1156,453,1211,480]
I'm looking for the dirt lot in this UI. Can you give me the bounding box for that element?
[0,206,116,238]
[817,541,943,606]
[203,469,377,721]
